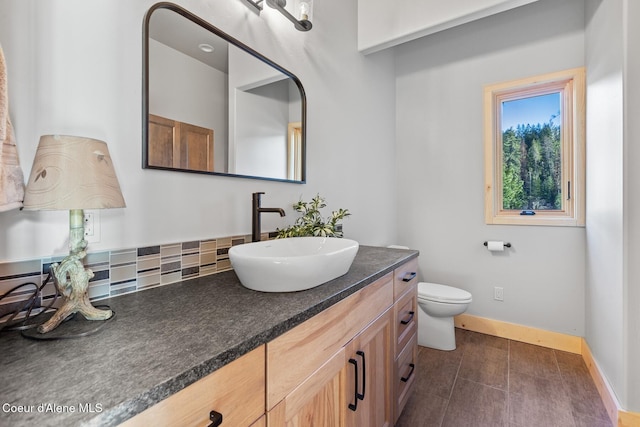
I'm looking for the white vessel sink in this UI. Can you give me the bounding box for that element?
[229,237,359,292]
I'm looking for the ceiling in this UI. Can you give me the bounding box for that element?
[149,8,229,73]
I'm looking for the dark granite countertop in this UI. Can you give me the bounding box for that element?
[0,245,417,426]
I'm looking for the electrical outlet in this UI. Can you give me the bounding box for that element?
[84,210,101,243]
[494,286,504,301]
[84,212,94,236]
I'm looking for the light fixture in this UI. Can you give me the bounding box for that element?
[198,43,214,53]
[242,0,313,32]
[23,135,126,334]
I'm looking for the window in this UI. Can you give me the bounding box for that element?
[484,68,585,226]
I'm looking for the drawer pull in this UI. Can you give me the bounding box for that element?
[348,358,359,411]
[401,363,415,382]
[356,350,366,401]
[402,272,417,282]
[208,410,223,426]
[400,311,415,325]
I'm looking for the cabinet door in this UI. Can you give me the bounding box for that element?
[179,122,214,172]
[267,348,345,427]
[148,114,178,168]
[344,309,393,427]
[148,114,214,172]
[251,415,266,427]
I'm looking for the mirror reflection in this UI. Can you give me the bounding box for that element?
[143,3,306,182]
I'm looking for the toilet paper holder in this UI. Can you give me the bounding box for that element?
[483,241,511,248]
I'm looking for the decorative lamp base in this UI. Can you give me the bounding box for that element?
[37,209,113,334]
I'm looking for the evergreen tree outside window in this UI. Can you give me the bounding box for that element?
[502,93,561,211]
[484,68,585,226]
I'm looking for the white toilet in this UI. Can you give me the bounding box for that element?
[417,282,472,351]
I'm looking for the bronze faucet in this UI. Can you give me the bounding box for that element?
[252,192,285,242]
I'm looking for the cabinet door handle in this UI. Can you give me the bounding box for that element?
[401,363,415,382]
[400,311,415,325]
[208,410,223,426]
[402,272,417,282]
[348,358,359,411]
[356,350,366,401]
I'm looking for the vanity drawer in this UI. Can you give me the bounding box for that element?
[120,345,265,427]
[393,257,419,300]
[266,273,393,410]
[394,283,417,358]
[395,333,418,423]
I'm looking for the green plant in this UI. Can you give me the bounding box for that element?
[276,194,351,238]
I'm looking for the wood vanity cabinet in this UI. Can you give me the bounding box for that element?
[118,258,418,427]
[120,345,265,427]
[266,271,396,427]
[266,310,394,427]
[264,257,419,426]
[392,257,419,423]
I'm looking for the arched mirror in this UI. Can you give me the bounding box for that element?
[143,2,306,182]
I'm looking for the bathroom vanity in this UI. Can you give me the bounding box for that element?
[0,246,417,426]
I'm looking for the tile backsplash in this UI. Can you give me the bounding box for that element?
[0,232,274,321]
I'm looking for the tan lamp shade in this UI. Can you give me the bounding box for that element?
[23,135,125,210]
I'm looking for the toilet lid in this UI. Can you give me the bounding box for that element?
[418,282,473,303]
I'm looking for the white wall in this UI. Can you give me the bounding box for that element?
[149,39,228,172]
[0,0,397,261]
[358,0,539,54]
[289,80,301,122]
[585,0,640,412]
[235,80,289,179]
[623,0,640,411]
[228,44,285,91]
[395,0,586,336]
[149,39,227,133]
[585,0,625,408]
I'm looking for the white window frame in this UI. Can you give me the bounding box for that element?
[484,67,586,226]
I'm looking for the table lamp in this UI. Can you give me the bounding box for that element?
[22,135,126,334]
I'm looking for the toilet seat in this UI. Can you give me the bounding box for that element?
[418,282,472,304]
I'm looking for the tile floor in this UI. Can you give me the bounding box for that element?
[396,328,612,427]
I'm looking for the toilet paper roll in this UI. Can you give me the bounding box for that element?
[486,241,505,252]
